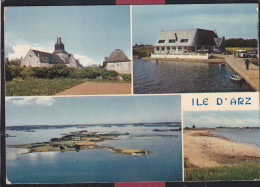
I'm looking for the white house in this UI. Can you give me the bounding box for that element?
[103,49,131,74]
[151,28,226,59]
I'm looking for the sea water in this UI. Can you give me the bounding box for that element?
[214,129,260,147]
[133,59,252,93]
[6,124,182,183]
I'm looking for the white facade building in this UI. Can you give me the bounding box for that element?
[152,28,225,59]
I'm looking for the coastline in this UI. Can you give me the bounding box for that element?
[13,130,152,156]
[184,129,260,168]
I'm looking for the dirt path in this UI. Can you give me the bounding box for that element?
[55,81,131,95]
[184,130,260,168]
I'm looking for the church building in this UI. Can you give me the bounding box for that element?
[21,37,83,68]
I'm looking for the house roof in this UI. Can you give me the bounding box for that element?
[104,49,131,63]
[32,50,64,64]
[154,28,219,47]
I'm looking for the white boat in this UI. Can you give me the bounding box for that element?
[230,74,242,82]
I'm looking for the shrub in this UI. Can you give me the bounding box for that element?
[121,74,131,82]
[5,65,30,81]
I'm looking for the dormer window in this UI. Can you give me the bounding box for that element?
[169,39,176,43]
[158,40,165,43]
[180,39,188,43]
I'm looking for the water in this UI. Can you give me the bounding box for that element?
[6,124,182,183]
[133,59,253,94]
[214,129,260,147]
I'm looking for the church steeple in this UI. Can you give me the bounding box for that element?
[53,37,68,54]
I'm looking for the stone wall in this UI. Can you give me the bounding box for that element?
[105,61,131,74]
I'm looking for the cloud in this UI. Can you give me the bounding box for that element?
[6,97,55,106]
[6,43,53,60]
[74,54,101,67]
[184,111,259,128]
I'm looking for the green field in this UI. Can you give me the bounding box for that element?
[185,162,260,181]
[5,79,85,96]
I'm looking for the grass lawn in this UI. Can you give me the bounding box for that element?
[185,162,260,181]
[5,79,85,96]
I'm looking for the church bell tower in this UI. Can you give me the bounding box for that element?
[53,37,68,55]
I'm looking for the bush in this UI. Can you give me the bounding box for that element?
[121,74,131,82]
[5,64,121,81]
[32,64,70,79]
[32,67,48,79]
[5,65,31,81]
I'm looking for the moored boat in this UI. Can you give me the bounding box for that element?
[230,74,242,82]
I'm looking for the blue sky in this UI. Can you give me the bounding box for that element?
[183,110,259,128]
[133,4,258,45]
[5,4,258,64]
[6,95,181,126]
[5,6,131,66]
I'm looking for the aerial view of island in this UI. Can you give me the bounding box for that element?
[6,95,182,183]
[183,110,260,181]
[11,126,151,155]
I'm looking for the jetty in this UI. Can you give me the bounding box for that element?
[225,55,259,91]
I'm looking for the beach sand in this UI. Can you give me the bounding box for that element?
[55,81,131,95]
[184,129,260,168]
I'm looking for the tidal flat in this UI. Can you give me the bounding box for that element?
[184,128,260,181]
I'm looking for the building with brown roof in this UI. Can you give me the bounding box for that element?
[21,37,83,68]
[103,49,131,74]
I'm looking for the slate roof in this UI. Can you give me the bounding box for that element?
[32,50,64,64]
[154,28,219,47]
[104,49,131,63]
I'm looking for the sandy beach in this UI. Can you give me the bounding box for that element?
[184,129,260,168]
[55,81,131,95]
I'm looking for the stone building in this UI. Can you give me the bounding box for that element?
[21,37,83,68]
[152,28,225,59]
[103,49,131,74]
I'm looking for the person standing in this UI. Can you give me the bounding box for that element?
[245,59,250,70]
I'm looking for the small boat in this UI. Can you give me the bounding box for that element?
[219,63,226,67]
[230,74,242,82]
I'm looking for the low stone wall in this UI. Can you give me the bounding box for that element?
[151,53,210,59]
[105,61,131,74]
